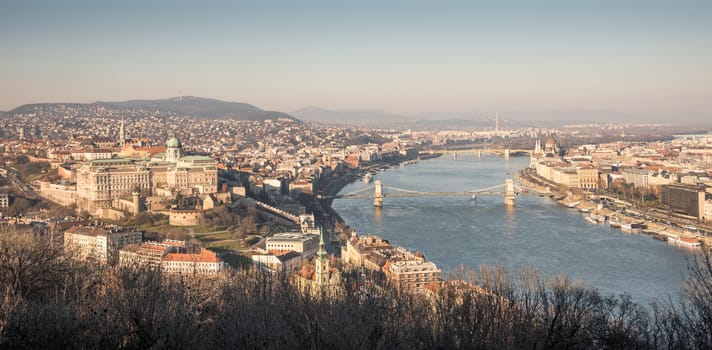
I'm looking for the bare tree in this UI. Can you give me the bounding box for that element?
[0,226,75,300]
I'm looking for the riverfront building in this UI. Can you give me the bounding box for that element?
[661,183,707,221]
[343,234,395,270]
[385,259,441,293]
[534,162,599,190]
[343,233,441,293]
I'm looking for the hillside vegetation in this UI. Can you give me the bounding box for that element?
[0,225,710,349]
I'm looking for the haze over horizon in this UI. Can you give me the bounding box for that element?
[1,0,710,122]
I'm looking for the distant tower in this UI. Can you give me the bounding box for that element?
[165,136,183,162]
[373,180,384,207]
[504,179,516,206]
[119,115,126,146]
[314,229,330,287]
[18,128,24,141]
[495,112,499,132]
[132,188,141,216]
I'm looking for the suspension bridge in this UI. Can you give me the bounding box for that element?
[322,179,525,207]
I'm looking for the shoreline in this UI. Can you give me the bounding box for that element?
[516,167,710,249]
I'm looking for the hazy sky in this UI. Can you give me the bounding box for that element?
[1,0,710,121]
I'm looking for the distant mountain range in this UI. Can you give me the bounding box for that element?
[291,107,413,127]
[7,97,298,122]
[4,96,682,128]
[292,107,660,129]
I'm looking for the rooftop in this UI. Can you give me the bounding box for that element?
[163,249,221,263]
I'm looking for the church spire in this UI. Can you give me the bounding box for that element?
[315,228,329,286]
[317,228,327,260]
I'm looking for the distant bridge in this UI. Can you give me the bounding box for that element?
[322,179,524,207]
[431,148,532,158]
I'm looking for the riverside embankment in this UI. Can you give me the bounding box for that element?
[517,165,712,249]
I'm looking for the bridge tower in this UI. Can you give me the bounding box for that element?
[504,148,510,159]
[373,180,384,207]
[478,150,482,158]
[504,178,516,206]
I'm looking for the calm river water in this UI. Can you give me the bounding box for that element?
[333,154,695,304]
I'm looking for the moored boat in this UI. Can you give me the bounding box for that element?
[669,236,701,248]
[590,213,606,223]
[563,200,581,208]
[621,221,641,233]
[652,233,668,242]
[609,216,622,228]
[584,214,597,224]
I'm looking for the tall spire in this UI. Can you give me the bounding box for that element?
[317,228,328,260]
[119,115,126,146]
[495,112,499,132]
[314,227,330,286]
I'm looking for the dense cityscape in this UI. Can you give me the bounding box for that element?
[0,99,711,347]
[3,0,712,348]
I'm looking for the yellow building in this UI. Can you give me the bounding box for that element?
[576,167,599,190]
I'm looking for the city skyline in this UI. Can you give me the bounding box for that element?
[1,0,711,122]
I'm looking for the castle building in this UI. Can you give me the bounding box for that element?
[75,136,218,216]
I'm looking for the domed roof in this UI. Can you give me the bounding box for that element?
[166,136,182,148]
[545,136,557,145]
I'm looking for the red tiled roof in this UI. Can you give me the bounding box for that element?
[163,249,221,263]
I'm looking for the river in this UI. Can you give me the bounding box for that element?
[333,154,695,304]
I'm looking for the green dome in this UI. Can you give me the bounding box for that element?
[166,136,182,148]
